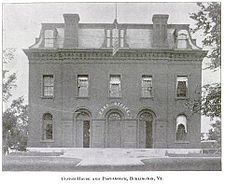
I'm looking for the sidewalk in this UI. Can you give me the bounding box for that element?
[61,148,165,166]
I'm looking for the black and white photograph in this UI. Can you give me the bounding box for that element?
[1,0,222,183]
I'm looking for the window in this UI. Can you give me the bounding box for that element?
[105,29,125,48]
[44,30,55,48]
[120,30,125,47]
[109,75,121,97]
[108,112,122,120]
[141,75,153,97]
[177,33,188,49]
[42,113,53,140]
[176,76,188,97]
[176,115,187,141]
[77,75,89,97]
[106,30,111,48]
[43,75,54,97]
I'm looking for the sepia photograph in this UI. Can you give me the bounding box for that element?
[2,1,221,174]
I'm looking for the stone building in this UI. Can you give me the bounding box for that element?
[24,14,207,148]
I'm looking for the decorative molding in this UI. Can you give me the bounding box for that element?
[24,49,207,62]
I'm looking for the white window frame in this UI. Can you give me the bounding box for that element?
[105,28,126,48]
[109,74,122,97]
[44,30,55,48]
[176,76,188,98]
[141,75,153,98]
[77,75,89,97]
[42,74,54,98]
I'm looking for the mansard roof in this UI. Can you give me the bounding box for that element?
[28,14,202,51]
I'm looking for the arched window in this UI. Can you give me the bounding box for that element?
[42,113,53,140]
[176,115,187,141]
[108,112,122,120]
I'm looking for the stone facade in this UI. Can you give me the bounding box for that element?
[24,14,207,148]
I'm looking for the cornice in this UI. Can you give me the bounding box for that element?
[23,48,207,61]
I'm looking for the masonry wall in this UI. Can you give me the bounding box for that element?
[28,56,201,148]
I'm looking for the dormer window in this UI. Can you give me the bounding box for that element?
[105,28,126,48]
[120,30,125,47]
[44,29,57,48]
[106,30,111,47]
[177,33,188,49]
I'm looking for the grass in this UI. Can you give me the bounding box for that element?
[2,155,221,171]
[141,157,221,171]
[2,156,81,171]
[8,151,64,156]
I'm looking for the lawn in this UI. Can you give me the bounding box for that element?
[2,154,221,171]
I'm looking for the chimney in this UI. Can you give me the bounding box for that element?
[63,14,80,48]
[152,14,169,48]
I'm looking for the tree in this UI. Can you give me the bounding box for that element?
[3,97,28,152]
[3,48,29,153]
[3,48,17,102]
[190,2,221,149]
[190,2,221,69]
[208,120,221,149]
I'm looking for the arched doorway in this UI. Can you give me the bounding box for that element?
[107,111,123,148]
[75,110,91,148]
[138,111,154,148]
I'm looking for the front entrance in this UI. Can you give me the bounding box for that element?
[83,121,90,148]
[139,112,153,148]
[107,112,122,148]
[75,111,91,148]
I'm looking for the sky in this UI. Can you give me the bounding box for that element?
[2,2,220,133]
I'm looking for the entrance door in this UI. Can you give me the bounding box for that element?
[108,112,121,148]
[139,112,153,148]
[75,111,90,147]
[83,121,90,148]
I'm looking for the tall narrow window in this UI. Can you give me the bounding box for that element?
[105,29,126,48]
[77,75,89,97]
[43,75,54,97]
[176,115,187,141]
[141,75,153,97]
[44,30,54,47]
[42,113,53,140]
[109,75,121,97]
[120,30,125,47]
[176,76,188,97]
[106,30,111,48]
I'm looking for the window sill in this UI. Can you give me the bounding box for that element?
[40,140,54,143]
[41,96,54,99]
[175,97,188,100]
[140,96,154,99]
[76,96,90,99]
[175,141,190,144]
[108,96,122,99]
